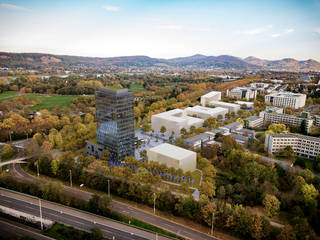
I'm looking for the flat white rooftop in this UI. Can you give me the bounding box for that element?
[266,91,305,98]
[208,100,240,107]
[201,91,221,98]
[149,143,195,159]
[236,101,254,105]
[187,106,227,114]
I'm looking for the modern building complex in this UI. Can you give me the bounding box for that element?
[185,106,228,120]
[200,91,221,106]
[147,143,197,172]
[265,133,320,158]
[314,115,320,128]
[243,116,264,128]
[151,109,204,136]
[235,101,254,108]
[265,92,306,109]
[86,88,135,160]
[226,87,257,100]
[263,112,313,133]
[205,100,240,113]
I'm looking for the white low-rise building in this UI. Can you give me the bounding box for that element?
[206,100,240,114]
[265,92,306,109]
[201,91,221,106]
[151,109,204,136]
[185,106,228,120]
[265,133,320,159]
[236,101,254,108]
[147,143,197,172]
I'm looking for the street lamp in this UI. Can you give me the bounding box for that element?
[39,199,43,231]
[107,179,110,197]
[37,160,40,177]
[153,193,156,215]
[211,212,214,235]
[69,169,72,187]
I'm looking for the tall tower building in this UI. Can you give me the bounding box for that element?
[86,87,135,161]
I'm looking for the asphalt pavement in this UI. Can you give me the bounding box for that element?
[9,163,219,240]
[0,190,169,240]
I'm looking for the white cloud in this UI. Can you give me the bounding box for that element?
[156,25,184,30]
[271,33,281,38]
[240,25,272,35]
[286,28,294,33]
[0,3,28,11]
[102,5,120,12]
[243,27,267,35]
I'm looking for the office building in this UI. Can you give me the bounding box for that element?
[151,109,204,137]
[86,88,135,160]
[263,112,313,133]
[147,143,196,172]
[265,133,320,159]
[200,91,221,106]
[227,87,257,100]
[244,116,264,128]
[314,115,320,128]
[265,92,306,109]
[183,132,217,149]
[184,106,228,120]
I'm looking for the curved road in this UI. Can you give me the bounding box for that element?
[9,163,218,240]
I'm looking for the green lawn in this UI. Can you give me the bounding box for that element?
[0,91,18,102]
[26,94,80,111]
[129,83,144,93]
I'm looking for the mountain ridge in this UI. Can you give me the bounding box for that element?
[0,52,319,71]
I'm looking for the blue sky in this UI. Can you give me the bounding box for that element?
[0,0,320,60]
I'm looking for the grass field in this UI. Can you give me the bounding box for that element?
[129,83,144,93]
[26,94,80,111]
[0,91,18,101]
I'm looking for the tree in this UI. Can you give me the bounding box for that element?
[300,183,319,208]
[299,169,314,183]
[160,126,167,136]
[200,181,216,198]
[142,123,151,132]
[262,194,280,217]
[101,149,110,161]
[180,128,187,136]
[190,125,196,134]
[1,144,15,160]
[221,135,239,156]
[204,117,216,129]
[84,113,94,123]
[217,115,223,121]
[236,118,244,126]
[200,201,217,226]
[267,124,287,134]
[91,227,103,240]
[98,194,111,215]
[282,146,295,162]
[51,159,59,175]
[277,224,296,240]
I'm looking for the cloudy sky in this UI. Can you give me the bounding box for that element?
[0,0,320,60]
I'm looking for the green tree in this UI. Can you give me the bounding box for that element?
[277,224,296,240]
[142,123,151,132]
[160,126,167,136]
[300,183,319,208]
[262,194,280,217]
[91,227,103,240]
[180,128,187,136]
[200,181,216,198]
[1,144,15,160]
[282,146,295,162]
[101,149,110,161]
[51,159,59,175]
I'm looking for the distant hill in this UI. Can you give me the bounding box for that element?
[244,56,320,71]
[0,52,319,71]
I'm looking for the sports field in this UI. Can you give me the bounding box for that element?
[129,83,144,92]
[0,91,18,101]
[26,94,81,111]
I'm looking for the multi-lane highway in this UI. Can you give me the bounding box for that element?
[0,189,170,240]
[9,162,218,240]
